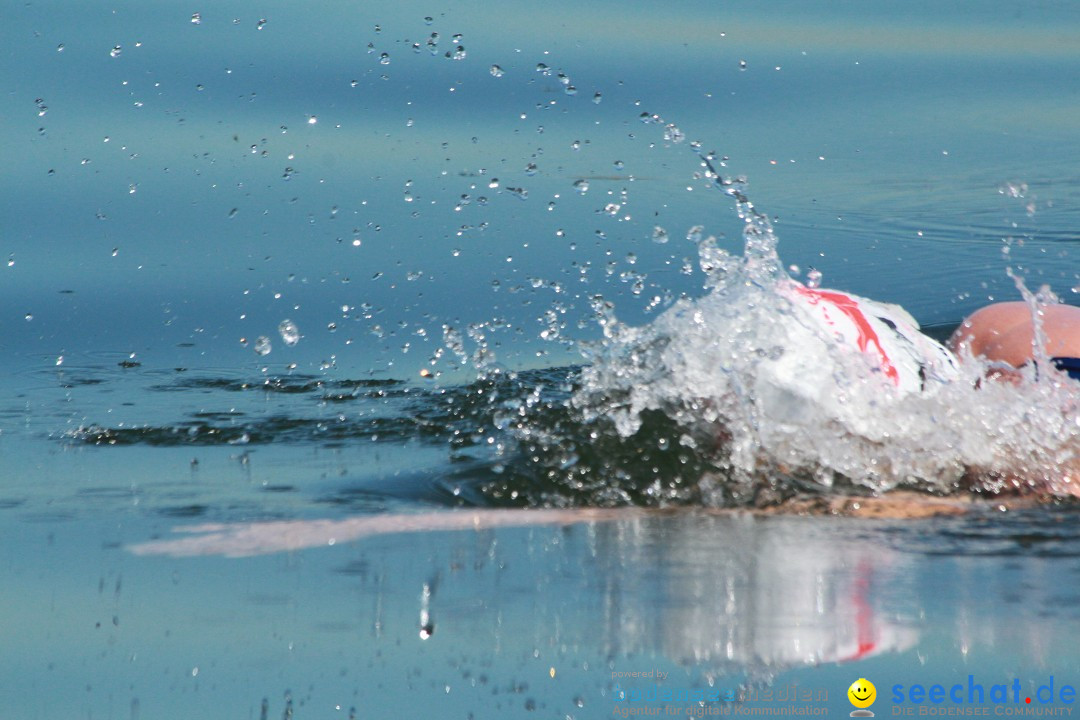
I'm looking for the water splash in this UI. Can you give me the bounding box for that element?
[459,148,1080,506]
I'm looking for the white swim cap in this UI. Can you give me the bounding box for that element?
[786,284,958,393]
[753,281,958,435]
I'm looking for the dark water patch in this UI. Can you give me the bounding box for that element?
[334,558,372,576]
[21,511,77,524]
[157,504,210,518]
[316,470,474,511]
[63,369,566,447]
[153,375,404,395]
[60,377,108,388]
[55,364,854,508]
[891,504,1080,557]
[76,487,137,500]
[63,412,453,447]
[190,410,246,421]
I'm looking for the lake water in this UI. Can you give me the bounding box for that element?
[4,0,1080,717]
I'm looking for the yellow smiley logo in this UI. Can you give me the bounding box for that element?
[848,678,876,709]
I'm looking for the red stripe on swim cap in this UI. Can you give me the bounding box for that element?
[793,286,900,385]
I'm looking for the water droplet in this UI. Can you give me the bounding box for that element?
[6,255,13,267]
[379,52,390,65]
[278,319,300,346]
[128,184,137,194]
[35,98,47,117]
[110,45,122,58]
[564,85,578,95]
[307,115,317,125]
[652,226,669,244]
[525,162,537,175]
[739,59,748,70]
[806,268,823,289]
[56,43,64,52]
[999,181,1028,198]
[535,62,550,75]
[24,313,33,322]
[488,178,500,189]
[592,91,602,104]
[490,64,504,77]
[687,225,704,243]
[190,12,201,24]
[663,123,685,143]
[424,16,433,24]
[256,18,267,30]
[613,160,625,171]
[573,179,589,194]
[604,203,620,215]
[253,336,272,356]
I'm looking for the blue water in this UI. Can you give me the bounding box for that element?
[4,0,1080,717]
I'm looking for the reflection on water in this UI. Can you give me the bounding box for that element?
[6,472,1080,718]
[19,509,1053,717]
[132,509,922,670]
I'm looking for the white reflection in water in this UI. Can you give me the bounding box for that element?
[132,509,919,671]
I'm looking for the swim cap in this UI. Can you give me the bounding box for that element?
[786,284,958,394]
[752,281,958,433]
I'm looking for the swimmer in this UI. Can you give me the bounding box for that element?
[948,301,1080,380]
[949,301,1080,497]
[782,283,1080,390]
[775,283,1080,498]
